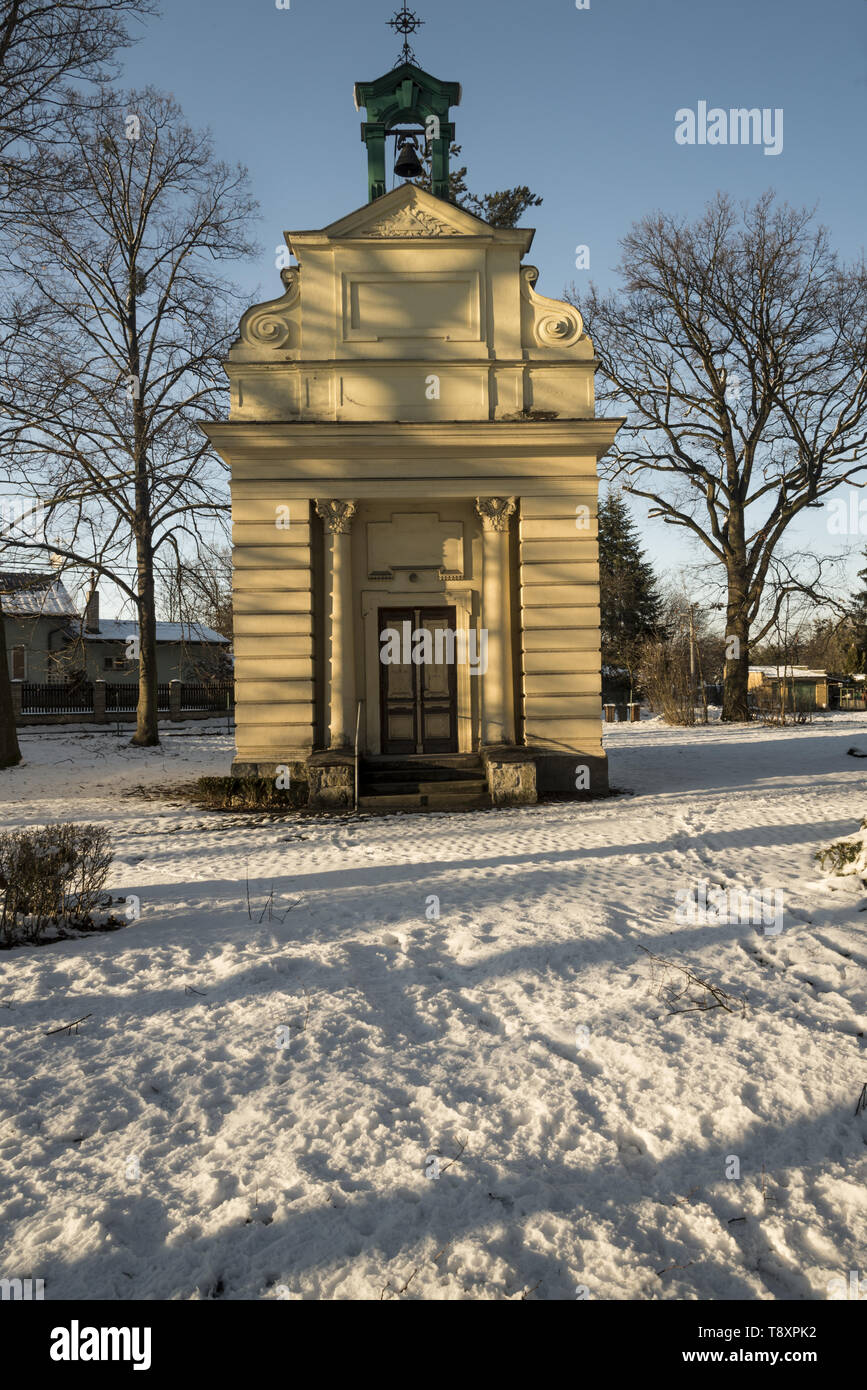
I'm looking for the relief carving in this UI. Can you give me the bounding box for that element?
[316,500,357,534]
[362,206,463,238]
[475,497,517,533]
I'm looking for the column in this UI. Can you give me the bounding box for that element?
[316,499,357,749]
[363,124,387,202]
[475,496,517,746]
[93,679,107,724]
[431,135,451,199]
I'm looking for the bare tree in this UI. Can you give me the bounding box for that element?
[639,586,715,726]
[0,0,156,767]
[750,552,852,720]
[0,87,257,745]
[0,585,18,766]
[572,192,867,721]
[752,592,814,725]
[157,543,232,641]
[0,0,156,186]
[156,541,233,682]
[1,0,158,306]
[801,613,862,675]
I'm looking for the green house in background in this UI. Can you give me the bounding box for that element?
[2,573,230,685]
[1,571,79,682]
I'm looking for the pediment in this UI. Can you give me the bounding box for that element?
[314,185,523,243]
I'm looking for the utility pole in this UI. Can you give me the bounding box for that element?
[688,604,697,718]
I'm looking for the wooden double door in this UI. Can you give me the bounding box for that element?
[379,606,458,755]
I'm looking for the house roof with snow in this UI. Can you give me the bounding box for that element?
[83,618,229,645]
[749,666,829,680]
[0,571,78,618]
[1,574,228,644]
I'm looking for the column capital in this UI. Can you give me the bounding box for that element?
[316,499,357,534]
[475,497,516,533]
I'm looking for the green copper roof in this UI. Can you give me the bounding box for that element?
[354,62,461,203]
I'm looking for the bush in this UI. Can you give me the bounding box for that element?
[814,839,862,874]
[638,638,703,725]
[193,774,306,812]
[0,823,113,944]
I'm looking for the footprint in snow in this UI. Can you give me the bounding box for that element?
[614,1128,658,1179]
[382,932,407,951]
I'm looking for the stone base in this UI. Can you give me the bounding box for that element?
[231,753,355,810]
[228,748,609,809]
[231,757,308,779]
[480,745,538,805]
[531,749,609,796]
[306,751,355,810]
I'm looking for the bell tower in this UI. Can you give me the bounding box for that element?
[354,8,460,203]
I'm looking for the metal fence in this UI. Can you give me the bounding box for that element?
[105,682,138,712]
[180,682,234,711]
[838,689,867,711]
[21,682,94,714]
[18,680,233,717]
[106,684,174,712]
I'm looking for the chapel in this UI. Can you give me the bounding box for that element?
[203,54,620,810]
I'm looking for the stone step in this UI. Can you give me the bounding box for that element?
[357,755,491,811]
[357,792,492,813]
[361,778,489,798]
[362,767,483,785]
[362,755,483,771]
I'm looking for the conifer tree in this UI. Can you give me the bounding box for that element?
[599,490,664,698]
[413,143,542,228]
[849,549,867,669]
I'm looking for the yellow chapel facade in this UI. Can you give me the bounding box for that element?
[204,166,619,810]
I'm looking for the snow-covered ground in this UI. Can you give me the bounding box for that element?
[0,715,865,1301]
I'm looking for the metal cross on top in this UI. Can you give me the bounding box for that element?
[387,5,424,67]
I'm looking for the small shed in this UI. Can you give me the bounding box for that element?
[748,666,829,712]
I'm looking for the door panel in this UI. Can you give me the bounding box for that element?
[379,607,458,755]
[418,609,456,753]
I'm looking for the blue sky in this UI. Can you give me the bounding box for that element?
[116,0,866,601]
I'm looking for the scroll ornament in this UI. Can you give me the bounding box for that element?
[522,266,584,348]
[239,266,301,349]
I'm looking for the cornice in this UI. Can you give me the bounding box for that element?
[201,417,624,461]
[225,359,600,371]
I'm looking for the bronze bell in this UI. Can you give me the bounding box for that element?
[394,136,423,180]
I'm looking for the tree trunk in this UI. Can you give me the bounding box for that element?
[129,441,159,746]
[131,529,160,746]
[0,595,22,768]
[721,511,752,722]
[722,596,752,722]
[128,279,160,749]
